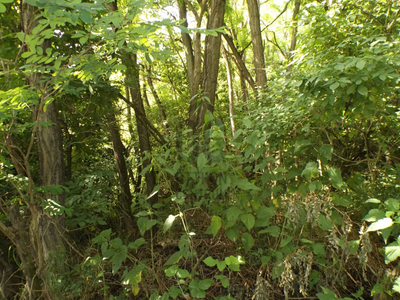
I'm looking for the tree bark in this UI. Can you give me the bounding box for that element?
[287,0,301,72]
[146,65,169,136]
[123,53,158,205]
[246,0,267,89]
[196,0,226,129]
[222,45,236,137]
[108,113,135,232]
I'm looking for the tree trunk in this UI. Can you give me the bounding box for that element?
[195,0,226,129]
[146,65,169,136]
[287,0,301,72]
[124,53,158,205]
[246,0,267,90]
[222,45,236,137]
[108,113,135,233]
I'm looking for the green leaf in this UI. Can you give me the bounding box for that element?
[241,232,254,252]
[137,217,158,236]
[128,238,145,251]
[385,244,400,264]
[347,84,357,95]
[225,207,242,222]
[357,85,368,96]
[301,162,318,181]
[210,215,222,237]
[280,236,293,248]
[328,167,346,189]
[0,3,6,13]
[367,218,393,232]
[203,256,218,267]
[199,279,213,290]
[225,226,239,242]
[318,215,333,231]
[312,243,326,257]
[240,213,255,231]
[197,152,207,171]
[317,287,339,300]
[217,260,226,271]
[0,0,14,3]
[363,209,385,222]
[393,277,400,293]
[371,283,384,296]
[236,179,260,191]
[259,226,280,237]
[215,275,229,288]
[176,269,190,278]
[164,251,182,266]
[329,82,339,91]
[165,265,179,277]
[163,215,176,233]
[80,10,93,23]
[356,60,366,70]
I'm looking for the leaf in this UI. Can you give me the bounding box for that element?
[329,82,339,91]
[318,215,333,231]
[357,85,368,96]
[393,277,400,293]
[312,243,326,257]
[280,236,293,248]
[301,162,318,181]
[236,179,260,191]
[259,226,280,237]
[317,287,339,300]
[347,84,357,95]
[0,3,5,13]
[225,207,242,222]
[240,213,255,231]
[217,260,226,271]
[137,217,157,236]
[197,152,207,171]
[241,232,254,252]
[385,245,400,264]
[210,215,222,237]
[366,218,393,232]
[128,238,145,251]
[371,283,384,296]
[328,167,346,189]
[356,60,366,70]
[164,251,182,266]
[203,256,218,267]
[163,215,176,233]
[363,209,385,222]
[79,10,93,23]
[225,226,239,242]
[176,269,189,278]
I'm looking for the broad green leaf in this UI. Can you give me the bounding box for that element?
[318,215,333,231]
[225,226,239,242]
[0,3,5,13]
[259,226,280,237]
[347,84,357,95]
[280,236,293,248]
[217,260,226,271]
[240,213,255,231]
[236,179,260,191]
[371,283,383,296]
[198,279,212,290]
[197,152,207,171]
[357,85,368,96]
[225,207,242,222]
[312,243,326,257]
[137,217,157,236]
[241,232,254,252]
[165,264,179,276]
[366,218,393,232]
[128,238,145,251]
[385,245,400,264]
[328,167,346,189]
[356,60,366,69]
[301,162,318,181]
[176,269,189,278]
[210,215,222,237]
[164,251,182,266]
[79,10,93,23]
[0,0,14,3]
[317,287,339,300]
[363,209,385,222]
[215,275,229,288]
[329,82,339,91]
[203,256,218,267]
[393,277,400,293]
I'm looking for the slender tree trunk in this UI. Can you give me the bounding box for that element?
[196,0,226,129]
[108,113,135,233]
[246,0,267,90]
[287,0,301,72]
[123,53,158,205]
[146,65,169,136]
[222,45,236,137]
